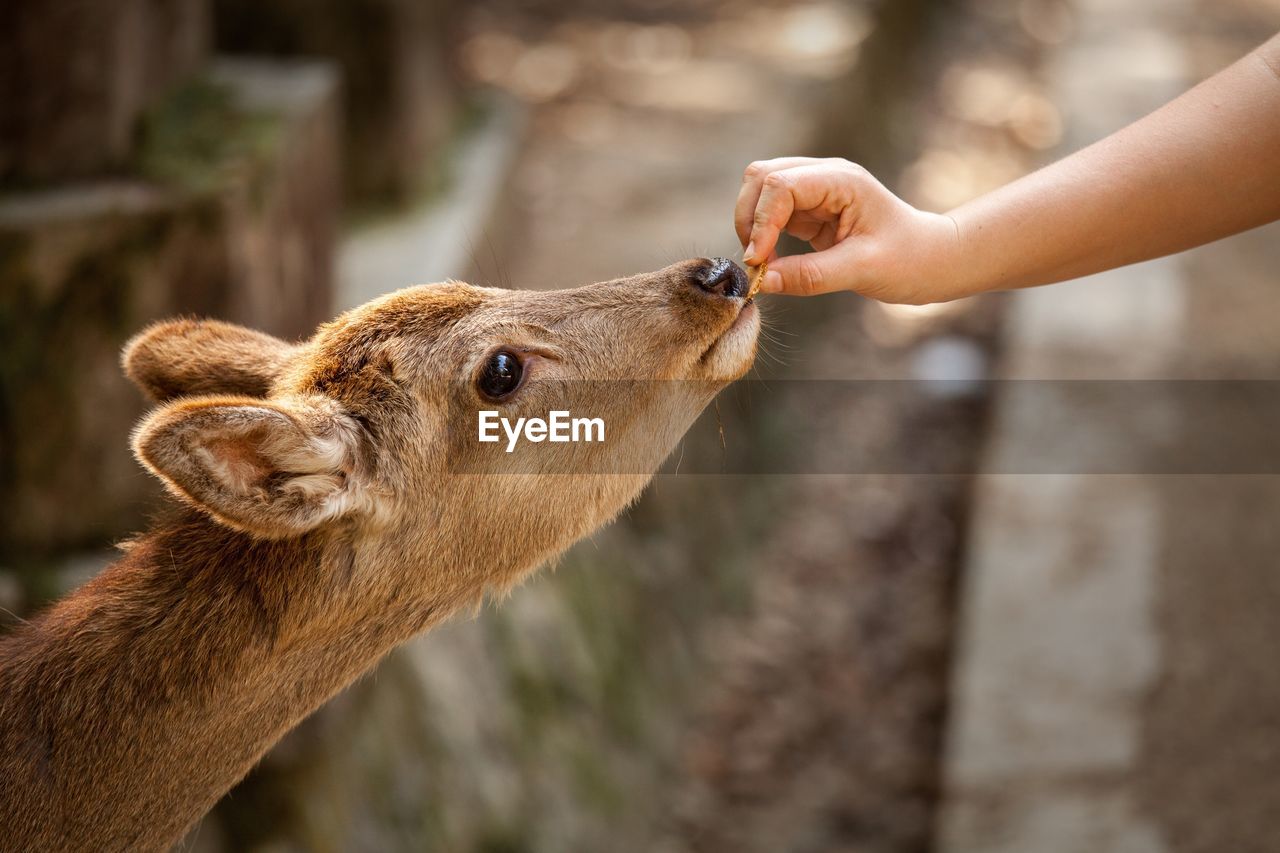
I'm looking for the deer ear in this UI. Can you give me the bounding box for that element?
[133,395,367,538]
[123,319,299,402]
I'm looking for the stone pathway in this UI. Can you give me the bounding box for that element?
[938,1,1280,850]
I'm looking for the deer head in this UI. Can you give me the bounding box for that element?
[122,257,759,611]
[1,258,759,852]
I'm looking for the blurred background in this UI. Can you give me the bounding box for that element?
[2,0,1279,851]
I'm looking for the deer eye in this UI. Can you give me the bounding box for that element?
[477,350,523,401]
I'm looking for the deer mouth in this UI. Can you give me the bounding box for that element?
[697,301,760,380]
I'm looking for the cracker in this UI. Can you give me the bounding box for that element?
[746,260,768,302]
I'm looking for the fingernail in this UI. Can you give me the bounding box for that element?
[743,242,756,264]
[761,270,782,293]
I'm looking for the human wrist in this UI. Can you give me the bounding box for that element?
[889,209,976,304]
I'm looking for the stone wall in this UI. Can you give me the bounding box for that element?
[214,0,462,205]
[1,0,340,603]
[1,0,210,184]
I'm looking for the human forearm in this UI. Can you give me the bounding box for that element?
[738,34,1280,303]
[945,33,1280,296]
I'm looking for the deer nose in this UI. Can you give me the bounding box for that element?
[693,257,748,299]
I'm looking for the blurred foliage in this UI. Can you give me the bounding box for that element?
[134,79,281,194]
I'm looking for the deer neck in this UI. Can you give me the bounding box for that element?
[0,509,461,852]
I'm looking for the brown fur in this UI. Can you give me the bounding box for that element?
[124,319,302,403]
[0,260,759,851]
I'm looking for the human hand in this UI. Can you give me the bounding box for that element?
[735,157,964,304]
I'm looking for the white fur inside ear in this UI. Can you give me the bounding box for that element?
[279,432,350,474]
[284,472,345,501]
[266,418,370,523]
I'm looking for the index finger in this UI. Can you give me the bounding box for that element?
[734,157,827,249]
[746,163,862,265]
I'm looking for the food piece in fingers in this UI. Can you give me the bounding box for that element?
[746,260,768,302]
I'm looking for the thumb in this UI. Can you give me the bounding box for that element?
[760,247,856,297]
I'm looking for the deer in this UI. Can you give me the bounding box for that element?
[0,258,760,851]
